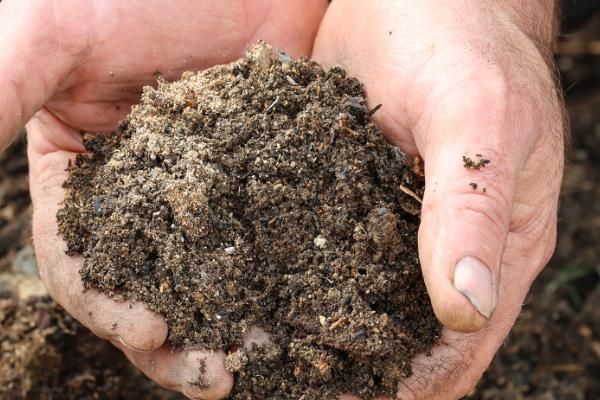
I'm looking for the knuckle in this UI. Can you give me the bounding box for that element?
[446,167,513,241]
[50,0,93,59]
[29,157,69,204]
[511,196,558,268]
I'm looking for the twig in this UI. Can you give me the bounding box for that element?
[344,127,360,137]
[399,184,422,204]
[366,103,382,117]
[266,96,280,112]
[329,316,348,331]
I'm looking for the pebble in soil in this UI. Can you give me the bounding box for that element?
[57,42,442,399]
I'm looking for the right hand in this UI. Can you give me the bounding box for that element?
[0,0,327,398]
[313,1,564,398]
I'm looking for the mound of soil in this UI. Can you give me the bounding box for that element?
[57,42,441,398]
[0,295,179,400]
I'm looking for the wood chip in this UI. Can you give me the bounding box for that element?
[399,185,422,204]
[328,316,348,331]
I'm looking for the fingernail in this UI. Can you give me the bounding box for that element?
[113,334,151,353]
[453,256,496,319]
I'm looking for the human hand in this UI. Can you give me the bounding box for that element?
[313,0,565,398]
[0,0,326,398]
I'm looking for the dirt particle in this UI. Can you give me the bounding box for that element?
[189,359,209,389]
[225,350,249,373]
[224,246,236,255]
[470,182,478,190]
[313,235,328,249]
[463,154,491,170]
[350,329,367,341]
[319,315,327,326]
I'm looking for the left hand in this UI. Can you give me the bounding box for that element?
[313,1,565,398]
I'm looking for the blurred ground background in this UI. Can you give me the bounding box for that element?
[0,5,599,400]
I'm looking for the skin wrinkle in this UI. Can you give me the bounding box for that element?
[421,66,510,136]
[409,340,479,398]
[49,0,94,92]
[448,205,507,248]
[52,0,95,57]
[51,0,65,55]
[397,333,472,396]
[426,152,516,222]
[52,78,155,103]
[29,111,83,156]
[509,199,553,236]
[413,55,506,149]
[3,76,23,135]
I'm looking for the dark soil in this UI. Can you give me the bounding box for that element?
[462,155,490,171]
[0,295,179,400]
[56,42,441,399]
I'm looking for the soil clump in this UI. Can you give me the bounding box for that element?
[57,42,441,399]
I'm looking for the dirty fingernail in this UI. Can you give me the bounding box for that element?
[453,256,496,319]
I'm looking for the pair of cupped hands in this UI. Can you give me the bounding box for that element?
[0,0,565,399]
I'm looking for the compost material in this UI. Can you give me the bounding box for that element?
[57,42,441,399]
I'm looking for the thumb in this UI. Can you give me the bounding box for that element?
[0,0,87,150]
[416,76,527,333]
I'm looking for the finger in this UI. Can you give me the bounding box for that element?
[242,326,271,349]
[415,65,535,332]
[114,342,233,400]
[244,0,328,58]
[0,0,89,150]
[28,111,167,351]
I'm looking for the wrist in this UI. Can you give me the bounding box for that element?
[494,0,560,51]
